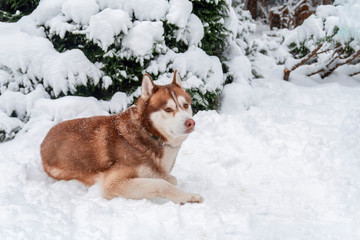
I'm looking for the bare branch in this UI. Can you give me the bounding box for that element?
[349,71,360,77]
[307,68,324,77]
[316,44,342,55]
[283,43,323,81]
[307,50,360,78]
[320,50,360,78]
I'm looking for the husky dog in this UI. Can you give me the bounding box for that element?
[41,71,203,204]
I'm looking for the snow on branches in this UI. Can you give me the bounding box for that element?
[283,1,360,81]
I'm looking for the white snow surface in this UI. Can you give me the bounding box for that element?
[166,0,192,28]
[0,22,103,97]
[122,21,164,57]
[1,73,360,239]
[62,0,99,25]
[132,0,169,21]
[87,8,132,51]
[147,47,223,92]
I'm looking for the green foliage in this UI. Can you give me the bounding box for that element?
[289,41,310,58]
[0,9,20,22]
[343,39,355,57]
[0,127,21,143]
[190,0,231,59]
[188,88,221,112]
[162,21,188,53]
[0,125,22,142]
[251,69,263,79]
[0,0,39,14]
[48,31,104,62]
[325,25,339,42]
[46,29,149,99]
[0,0,39,22]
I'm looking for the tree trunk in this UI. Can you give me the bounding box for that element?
[322,0,333,5]
[247,0,258,19]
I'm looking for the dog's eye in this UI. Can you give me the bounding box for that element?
[183,103,189,109]
[164,108,173,113]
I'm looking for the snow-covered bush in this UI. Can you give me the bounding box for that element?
[0,113,23,142]
[41,0,240,111]
[0,0,255,112]
[283,0,360,80]
[0,85,48,142]
[0,0,256,141]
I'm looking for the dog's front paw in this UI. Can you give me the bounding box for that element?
[180,192,204,204]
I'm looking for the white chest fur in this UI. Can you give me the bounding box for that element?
[136,145,181,179]
[161,145,181,174]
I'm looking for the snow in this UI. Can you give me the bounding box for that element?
[31,0,67,26]
[0,85,48,120]
[283,15,325,46]
[122,21,164,58]
[87,8,132,51]
[182,14,204,46]
[132,0,169,21]
[102,91,128,114]
[96,0,132,13]
[0,22,103,97]
[221,55,254,113]
[0,112,24,142]
[61,0,99,25]
[335,1,360,42]
[42,49,103,96]
[47,14,76,38]
[284,1,360,48]
[171,47,223,92]
[145,46,223,94]
[166,0,203,46]
[1,75,360,239]
[166,0,192,28]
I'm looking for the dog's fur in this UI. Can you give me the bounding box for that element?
[40,71,203,204]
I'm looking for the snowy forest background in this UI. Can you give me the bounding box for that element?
[0,1,360,239]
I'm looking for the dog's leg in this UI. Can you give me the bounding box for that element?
[165,175,178,185]
[103,177,203,204]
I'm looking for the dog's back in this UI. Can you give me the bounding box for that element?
[41,115,118,185]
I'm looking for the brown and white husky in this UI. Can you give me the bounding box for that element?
[40,70,203,204]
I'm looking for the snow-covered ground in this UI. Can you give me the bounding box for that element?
[1,73,360,239]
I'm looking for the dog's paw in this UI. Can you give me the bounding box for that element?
[180,192,204,204]
[165,175,178,185]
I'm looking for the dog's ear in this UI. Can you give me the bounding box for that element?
[141,73,154,99]
[172,70,183,88]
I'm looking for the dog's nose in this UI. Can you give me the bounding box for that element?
[185,119,195,132]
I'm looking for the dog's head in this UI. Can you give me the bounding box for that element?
[139,71,194,146]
